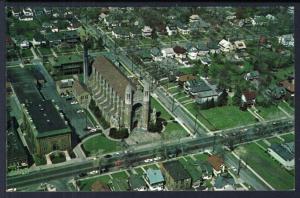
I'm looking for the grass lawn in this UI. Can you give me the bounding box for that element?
[150,97,172,120]
[20,48,33,58]
[82,134,122,156]
[111,171,128,180]
[178,66,196,75]
[201,106,256,130]
[133,167,145,175]
[235,143,294,190]
[193,153,209,162]
[144,163,159,171]
[79,175,111,191]
[38,47,53,56]
[162,122,189,139]
[255,140,270,150]
[280,133,295,143]
[139,37,153,45]
[274,66,294,81]
[184,103,217,131]
[256,105,286,120]
[278,101,294,115]
[265,137,284,145]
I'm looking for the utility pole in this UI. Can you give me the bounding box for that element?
[194,113,199,134]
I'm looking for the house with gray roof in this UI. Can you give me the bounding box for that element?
[267,143,295,170]
[144,168,165,190]
[184,79,220,104]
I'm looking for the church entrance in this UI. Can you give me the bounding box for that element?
[131,103,143,129]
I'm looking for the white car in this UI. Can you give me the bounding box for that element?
[154,157,161,161]
[90,128,97,133]
[76,109,84,113]
[88,170,99,175]
[71,101,78,105]
[144,159,153,163]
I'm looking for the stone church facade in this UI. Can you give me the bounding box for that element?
[88,56,149,131]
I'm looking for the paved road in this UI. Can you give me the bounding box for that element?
[7,117,293,189]
[224,152,271,190]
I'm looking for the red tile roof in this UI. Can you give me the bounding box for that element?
[207,155,224,171]
[243,91,256,101]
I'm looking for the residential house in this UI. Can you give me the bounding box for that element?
[267,143,294,170]
[160,160,192,191]
[196,42,210,56]
[176,74,197,86]
[173,46,187,59]
[241,91,256,107]
[62,31,80,44]
[161,48,175,58]
[128,175,148,191]
[265,85,286,100]
[207,41,221,54]
[184,79,219,104]
[22,7,33,17]
[72,80,91,109]
[33,8,44,17]
[214,175,235,191]
[280,78,294,96]
[189,14,200,23]
[207,155,225,176]
[187,46,198,60]
[144,168,165,191]
[266,14,276,21]
[44,32,62,46]
[49,54,83,76]
[218,39,233,52]
[234,40,247,50]
[56,79,74,96]
[112,27,130,39]
[11,8,22,17]
[166,24,177,36]
[43,8,52,15]
[244,71,259,81]
[278,34,294,47]
[154,24,167,37]
[141,26,153,37]
[150,47,163,62]
[198,162,213,180]
[177,23,190,35]
[18,14,33,21]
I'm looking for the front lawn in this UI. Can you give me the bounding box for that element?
[162,122,189,139]
[235,143,294,190]
[150,97,172,120]
[79,175,111,191]
[200,106,256,130]
[82,134,122,156]
[111,171,128,180]
[280,133,295,143]
[256,105,286,120]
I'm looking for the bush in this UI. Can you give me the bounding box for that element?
[148,118,166,133]
[33,154,47,166]
[50,152,66,164]
[109,128,129,139]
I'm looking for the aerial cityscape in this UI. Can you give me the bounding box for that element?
[5,6,295,192]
